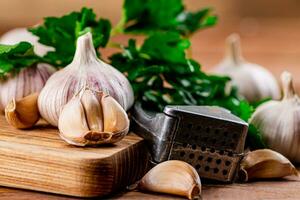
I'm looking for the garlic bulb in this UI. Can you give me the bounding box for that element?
[239,149,298,182]
[138,160,201,200]
[250,71,300,163]
[58,87,129,146]
[5,93,40,129]
[214,33,280,102]
[0,28,53,56]
[38,32,134,126]
[0,64,55,112]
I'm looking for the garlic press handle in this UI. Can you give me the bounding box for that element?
[131,102,178,163]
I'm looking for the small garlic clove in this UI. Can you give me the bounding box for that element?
[239,149,299,182]
[58,97,90,146]
[5,93,39,129]
[138,160,201,200]
[102,94,130,134]
[80,89,104,131]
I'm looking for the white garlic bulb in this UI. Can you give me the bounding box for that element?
[250,71,300,163]
[38,32,134,126]
[0,64,55,112]
[0,28,53,56]
[214,33,280,102]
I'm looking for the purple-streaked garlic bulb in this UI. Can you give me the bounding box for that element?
[0,64,55,112]
[38,32,134,126]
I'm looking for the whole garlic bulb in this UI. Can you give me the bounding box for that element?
[0,28,53,56]
[250,71,300,163]
[38,32,134,126]
[0,64,55,112]
[58,87,129,146]
[214,33,280,102]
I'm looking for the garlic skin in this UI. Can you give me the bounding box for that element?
[38,32,134,126]
[0,28,53,56]
[138,160,201,200]
[5,93,40,129]
[239,149,299,182]
[214,33,280,102]
[58,87,129,146]
[250,71,300,163]
[0,64,55,112]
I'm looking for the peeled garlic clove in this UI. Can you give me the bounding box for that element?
[5,93,39,129]
[58,87,129,146]
[214,33,280,102]
[250,71,300,163]
[138,160,201,200]
[239,149,299,182]
[38,32,134,126]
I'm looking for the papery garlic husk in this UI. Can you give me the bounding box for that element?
[138,160,201,200]
[0,27,53,56]
[0,64,55,112]
[214,33,280,102]
[58,87,129,146]
[239,149,299,182]
[5,93,40,129]
[250,71,300,163]
[38,32,134,126]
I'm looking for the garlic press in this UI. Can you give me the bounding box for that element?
[131,102,248,182]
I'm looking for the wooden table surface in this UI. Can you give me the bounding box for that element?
[2,19,300,199]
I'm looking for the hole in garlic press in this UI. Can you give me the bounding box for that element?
[213,168,219,173]
[180,152,185,157]
[225,161,231,166]
[204,166,210,171]
[198,155,203,160]
[195,164,201,170]
[216,159,221,164]
[189,153,195,159]
[207,157,212,163]
[192,144,197,150]
[222,170,228,175]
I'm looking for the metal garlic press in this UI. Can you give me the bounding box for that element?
[131,102,248,182]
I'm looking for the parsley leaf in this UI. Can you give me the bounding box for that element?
[121,0,217,35]
[29,7,111,67]
[0,42,40,78]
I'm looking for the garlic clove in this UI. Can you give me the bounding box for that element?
[239,149,299,182]
[138,160,201,200]
[5,93,39,129]
[80,89,104,131]
[58,97,90,146]
[102,94,129,134]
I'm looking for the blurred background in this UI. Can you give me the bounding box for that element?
[1,0,300,88]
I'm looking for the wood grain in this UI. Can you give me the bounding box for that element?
[0,116,149,197]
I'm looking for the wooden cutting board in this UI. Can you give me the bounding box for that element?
[0,116,149,197]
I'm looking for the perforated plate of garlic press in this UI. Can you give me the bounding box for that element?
[131,102,248,182]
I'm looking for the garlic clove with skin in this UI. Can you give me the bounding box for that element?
[5,93,40,129]
[38,32,134,127]
[58,87,129,146]
[250,71,300,163]
[239,149,299,182]
[138,160,201,200]
[214,33,280,102]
